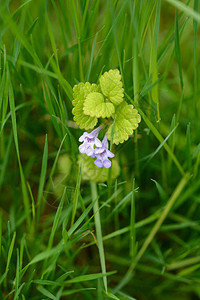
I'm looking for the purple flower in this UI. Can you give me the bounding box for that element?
[94,134,114,168]
[79,126,102,157]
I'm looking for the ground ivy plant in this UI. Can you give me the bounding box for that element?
[72,69,141,174]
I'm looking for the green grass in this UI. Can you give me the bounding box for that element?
[0,0,200,299]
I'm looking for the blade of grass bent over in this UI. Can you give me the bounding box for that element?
[165,0,200,24]
[65,271,115,284]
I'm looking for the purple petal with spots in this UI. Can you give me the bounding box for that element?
[93,134,115,168]
[78,126,102,157]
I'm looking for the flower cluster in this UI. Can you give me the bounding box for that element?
[72,69,141,179]
[79,126,114,168]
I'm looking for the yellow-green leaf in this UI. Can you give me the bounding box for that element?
[72,82,99,106]
[83,92,115,118]
[107,102,141,145]
[100,69,124,105]
[72,82,99,130]
[72,100,98,130]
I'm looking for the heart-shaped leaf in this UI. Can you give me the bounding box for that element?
[100,69,124,105]
[83,92,115,118]
[107,102,141,144]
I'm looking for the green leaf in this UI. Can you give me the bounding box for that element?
[65,271,116,284]
[37,286,56,300]
[105,291,121,300]
[72,82,99,130]
[72,82,99,106]
[28,244,63,266]
[107,102,141,145]
[6,232,16,272]
[73,99,98,130]
[62,288,96,296]
[78,154,120,183]
[83,92,115,118]
[100,69,124,105]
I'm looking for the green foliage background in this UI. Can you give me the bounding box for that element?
[0,0,200,299]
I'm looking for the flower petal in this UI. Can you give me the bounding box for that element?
[79,143,87,153]
[102,134,109,148]
[94,147,104,155]
[106,149,115,158]
[88,126,102,138]
[79,132,88,142]
[85,146,94,157]
[94,138,102,148]
[103,159,111,168]
[94,159,103,168]
[101,151,108,161]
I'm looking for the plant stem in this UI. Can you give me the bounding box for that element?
[90,181,108,293]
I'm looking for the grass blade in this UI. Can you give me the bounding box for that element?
[165,0,200,23]
[65,271,116,284]
[175,9,183,89]
[129,98,185,176]
[37,286,56,300]
[48,188,66,249]
[71,167,81,226]
[130,179,136,257]
[6,232,16,272]
[116,173,190,290]
[37,134,48,222]
[8,66,31,228]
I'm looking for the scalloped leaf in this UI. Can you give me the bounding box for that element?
[78,154,120,183]
[72,100,98,130]
[107,102,141,145]
[72,82,99,130]
[99,69,124,105]
[72,82,99,106]
[83,92,115,118]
